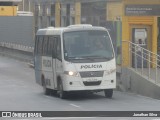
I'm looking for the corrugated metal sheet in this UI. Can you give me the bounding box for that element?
[0,16,34,47]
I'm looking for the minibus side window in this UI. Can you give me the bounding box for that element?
[35,36,39,55]
[42,36,48,56]
[37,36,43,55]
[48,36,55,57]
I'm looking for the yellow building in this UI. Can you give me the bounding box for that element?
[35,0,160,67]
[121,0,160,67]
[106,0,160,66]
[0,0,21,16]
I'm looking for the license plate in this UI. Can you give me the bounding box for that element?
[85,78,99,82]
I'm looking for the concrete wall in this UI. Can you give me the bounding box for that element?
[120,67,160,99]
[0,16,34,52]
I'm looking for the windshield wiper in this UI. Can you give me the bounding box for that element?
[67,56,85,60]
[101,57,113,60]
[81,56,95,61]
[82,56,113,60]
[67,56,113,61]
[67,56,95,61]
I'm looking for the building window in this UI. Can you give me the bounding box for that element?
[81,2,106,26]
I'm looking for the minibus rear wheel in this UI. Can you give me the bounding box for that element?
[42,79,51,95]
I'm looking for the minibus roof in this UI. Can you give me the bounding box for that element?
[36,25,107,36]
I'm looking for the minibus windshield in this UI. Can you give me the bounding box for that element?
[63,30,114,62]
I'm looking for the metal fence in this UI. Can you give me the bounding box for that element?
[122,41,160,84]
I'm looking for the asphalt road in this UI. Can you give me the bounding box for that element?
[1,55,160,120]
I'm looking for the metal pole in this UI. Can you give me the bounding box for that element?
[155,55,157,83]
[23,0,24,11]
[129,42,131,68]
[29,0,30,12]
[142,48,143,75]
[135,46,137,72]
[148,52,150,80]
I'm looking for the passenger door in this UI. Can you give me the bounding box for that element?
[47,36,56,89]
[55,36,63,89]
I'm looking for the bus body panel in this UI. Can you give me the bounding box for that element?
[61,59,116,91]
[34,25,116,93]
[41,56,55,89]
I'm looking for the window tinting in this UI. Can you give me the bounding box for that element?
[35,36,39,54]
[42,36,48,55]
[37,36,43,55]
[48,36,55,56]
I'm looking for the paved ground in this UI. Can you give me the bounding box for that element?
[1,55,160,119]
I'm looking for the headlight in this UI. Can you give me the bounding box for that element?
[64,71,79,77]
[104,68,116,76]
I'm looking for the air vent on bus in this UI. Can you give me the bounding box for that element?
[67,24,92,28]
[47,27,54,29]
[83,81,101,86]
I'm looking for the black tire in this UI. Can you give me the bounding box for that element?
[58,80,67,99]
[42,79,51,95]
[104,89,113,98]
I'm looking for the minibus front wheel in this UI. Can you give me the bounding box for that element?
[104,89,113,98]
[58,80,67,99]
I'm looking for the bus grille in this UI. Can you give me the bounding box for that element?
[79,71,104,78]
[83,81,101,86]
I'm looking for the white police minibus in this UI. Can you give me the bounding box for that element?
[34,24,116,99]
